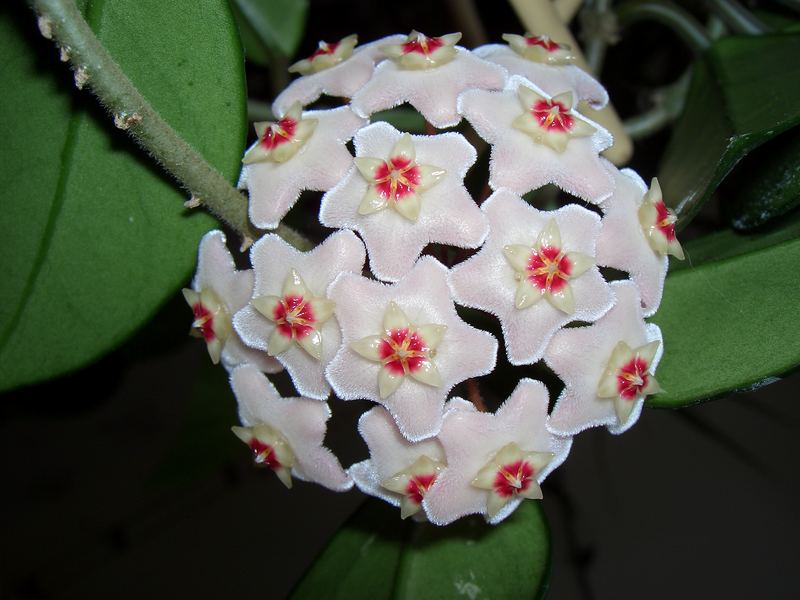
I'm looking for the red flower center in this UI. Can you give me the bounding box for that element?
[525,35,561,52]
[402,35,444,56]
[261,117,297,150]
[273,295,316,339]
[617,357,650,400]
[308,40,340,61]
[192,303,216,342]
[526,245,572,293]
[248,438,282,470]
[379,328,430,375]
[531,99,574,132]
[655,200,677,241]
[373,156,421,201]
[493,460,535,498]
[405,472,438,505]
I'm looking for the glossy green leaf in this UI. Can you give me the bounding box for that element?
[648,215,800,407]
[291,499,550,599]
[0,1,246,392]
[231,0,308,58]
[725,130,800,230]
[659,33,800,224]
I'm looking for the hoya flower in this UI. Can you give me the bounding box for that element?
[319,122,487,282]
[273,34,407,115]
[543,281,663,436]
[423,380,571,525]
[596,164,684,316]
[182,230,281,373]
[233,230,366,400]
[239,105,366,229]
[474,35,608,109]
[349,406,446,519]
[230,364,351,491]
[449,189,612,365]
[458,75,614,202]
[350,31,506,128]
[325,257,498,442]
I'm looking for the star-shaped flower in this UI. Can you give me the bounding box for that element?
[182,230,281,373]
[543,280,664,436]
[449,190,612,365]
[350,32,506,128]
[349,406,446,520]
[423,380,572,525]
[474,38,608,109]
[273,34,406,116]
[320,122,488,282]
[238,105,366,229]
[230,364,351,491]
[233,230,366,400]
[242,102,317,165]
[596,163,684,316]
[325,257,498,442]
[458,75,613,202]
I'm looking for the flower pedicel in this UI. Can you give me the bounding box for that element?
[184,30,683,524]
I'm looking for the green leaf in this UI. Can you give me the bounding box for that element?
[291,499,550,599]
[649,215,800,407]
[0,1,246,392]
[659,33,800,224]
[725,130,800,230]
[231,0,308,58]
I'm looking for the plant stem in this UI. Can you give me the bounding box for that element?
[31,0,261,241]
[617,0,711,55]
[704,0,771,35]
[624,69,690,139]
[554,0,584,22]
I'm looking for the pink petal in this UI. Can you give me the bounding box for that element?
[543,281,664,435]
[320,122,488,282]
[449,190,613,364]
[230,364,351,491]
[326,257,498,441]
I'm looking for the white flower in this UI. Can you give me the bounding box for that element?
[325,257,498,442]
[349,406,446,519]
[596,163,684,316]
[233,230,366,400]
[423,380,571,525]
[458,75,613,202]
[350,31,506,128]
[182,230,281,373]
[239,105,366,229]
[320,122,487,282]
[230,364,351,491]
[449,190,612,364]
[273,34,407,115]
[543,281,663,435]
[475,37,608,108]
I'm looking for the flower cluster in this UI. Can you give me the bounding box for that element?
[184,31,683,524]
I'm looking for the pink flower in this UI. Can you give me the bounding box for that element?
[325,257,497,441]
[423,380,571,524]
[349,406,446,519]
[320,122,487,282]
[239,105,366,229]
[273,34,406,115]
[449,190,612,364]
[543,281,663,435]
[458,75,613,202]
[351,31,506,128]
[233,230,366,400]
[230,364,351,491]
[474,36,608,108]
[596,163,684,316]
[182,230,281,373]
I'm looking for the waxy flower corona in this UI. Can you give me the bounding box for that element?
[184,29,683,525]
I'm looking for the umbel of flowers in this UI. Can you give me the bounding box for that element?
[183,30,683,524]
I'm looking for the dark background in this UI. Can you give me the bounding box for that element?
[3,1,799,598]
